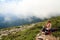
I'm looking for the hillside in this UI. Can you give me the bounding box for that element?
[0,15,42,28]
[0,16,60,40]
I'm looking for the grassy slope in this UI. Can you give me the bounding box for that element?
[49,16,60,37]
[1,16,60,40]
[1,22,43,40]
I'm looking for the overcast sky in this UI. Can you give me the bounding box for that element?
[0,0,60,19]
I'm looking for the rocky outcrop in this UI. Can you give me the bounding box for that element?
[36,33,59,40]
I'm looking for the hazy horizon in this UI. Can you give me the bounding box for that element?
[0,0,60,21]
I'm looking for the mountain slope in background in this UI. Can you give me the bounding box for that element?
[0,14,43,28]
[0,16,60,40]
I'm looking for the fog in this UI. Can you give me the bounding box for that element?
[0,0,60,20]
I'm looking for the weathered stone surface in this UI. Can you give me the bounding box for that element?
[36,33,59,40]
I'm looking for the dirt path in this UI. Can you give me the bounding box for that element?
[36,33,59,40]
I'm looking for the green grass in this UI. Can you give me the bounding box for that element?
[1,23,42,40]
[1,16,60,40]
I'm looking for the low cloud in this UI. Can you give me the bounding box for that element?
[0,0,60,19]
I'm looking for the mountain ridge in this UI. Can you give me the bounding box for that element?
[0,16,60,40]
[0,15,43,28]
